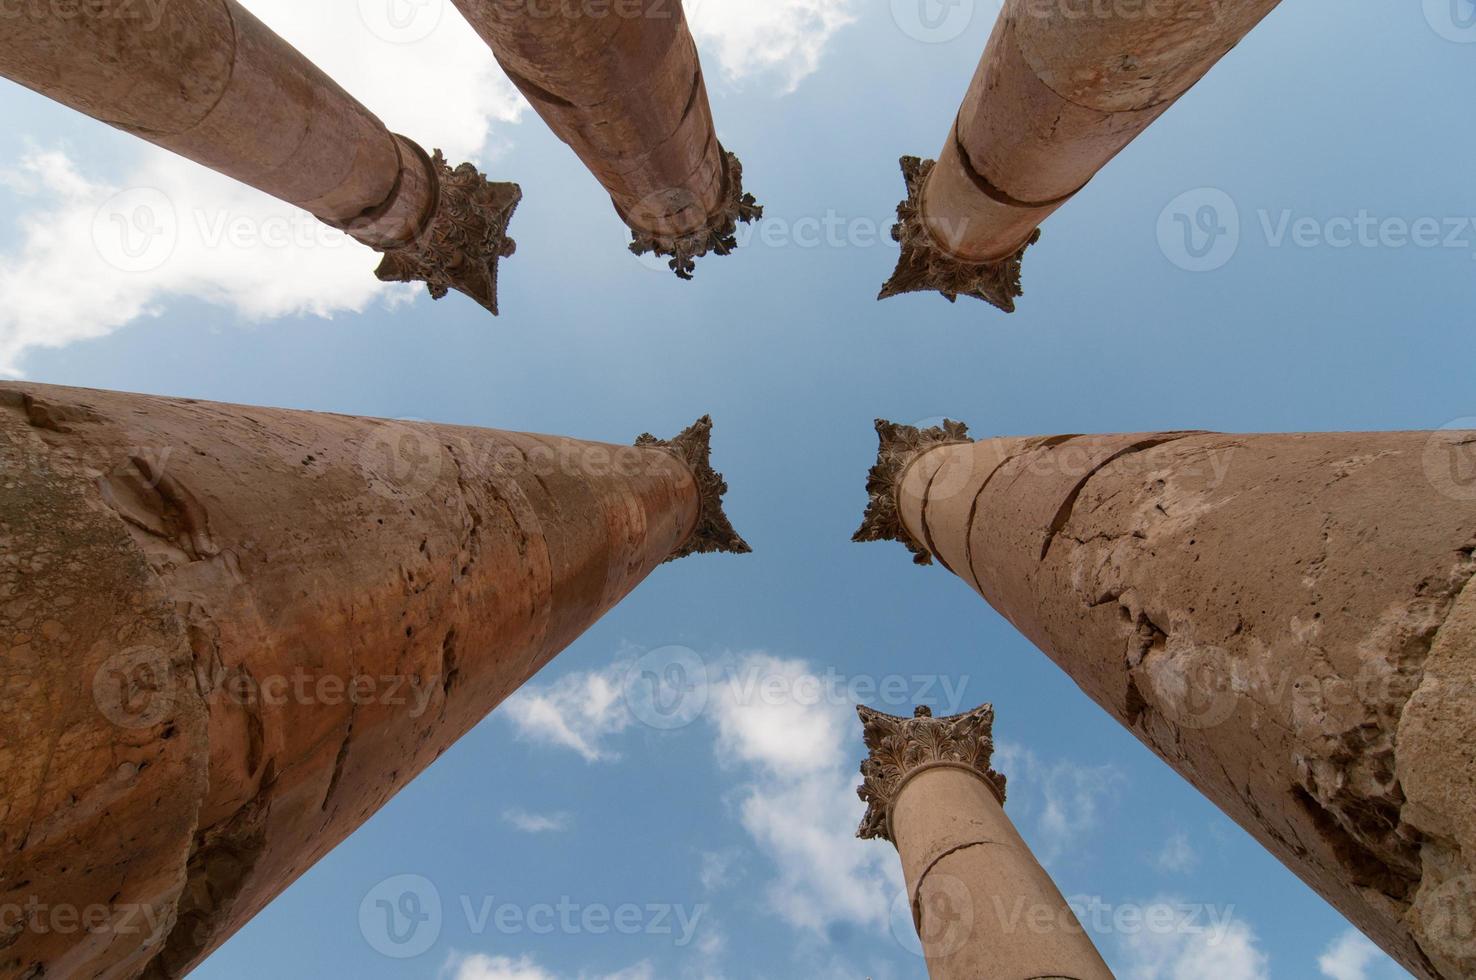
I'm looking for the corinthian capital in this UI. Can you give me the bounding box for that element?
[857,704,1007,843]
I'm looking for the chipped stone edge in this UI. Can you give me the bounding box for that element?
[628,149,763,280]
[375,146,522,316]
[636,415,752,563]
[853,418,973,566]
[857,704,1007,844]
[878,155,1038,314]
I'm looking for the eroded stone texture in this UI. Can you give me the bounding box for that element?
[452,0,760,277]
[855,421,1476,978]
[0,382,746,978]
[0,2,519,313]
[857,705,1113,979]
[882,0,1282,310]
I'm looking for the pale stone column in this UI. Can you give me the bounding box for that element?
[858,704,1115,979]
[0,2,520,313]
[451,0,760,278]
[881,0,1281,312]
[855,419,1476,979]
[0,382,748,979]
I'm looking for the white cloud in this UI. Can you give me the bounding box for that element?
[1115,900,1269,980]
[1317,929,1400,980]
[0,0,524,375]
[1155,832,1199,874]
[500,661,634,762]
[502,808,572,833]
[699,850,740,892]
[995,742,1124,864]
[445,953,654,980]
[687,0,856,93]
[709,653,900,936]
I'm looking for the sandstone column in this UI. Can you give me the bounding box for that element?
[0,2,519,313]
[858,704,1115,979]
[880,0,1281,312]
[854,419,1476,979]
[0,382,748,979]
[451,0,760,278]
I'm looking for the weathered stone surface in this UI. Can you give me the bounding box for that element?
[857,705,1112,980]
[882,0,1282,309]
[452,0,758,276]
[857,422,1476,978]
[0,383,746,978]
[0,1,519,313]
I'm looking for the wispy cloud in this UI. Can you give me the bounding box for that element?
[995,742,1124,864]
[1317,929,1401,980]
[1155,832,1200,874]
[1114,898,1269,980]
[502,809,572,834]
[500,661,633,762]
[443,952,654,980]
[687,0,858,93]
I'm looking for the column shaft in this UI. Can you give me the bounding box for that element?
[881,0,1280,311]
[451,0,759,278]
[0,382,747,978]
[856,420,1476,979]
[0,2,520,312]
[858,705,1113,978]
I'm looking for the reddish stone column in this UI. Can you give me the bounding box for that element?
[858,704,1114,979]
[855,419,1476,979]
[451,0,760,278]
[881,0,1281,312]
[0,1,520,313]
[0,382,748,978]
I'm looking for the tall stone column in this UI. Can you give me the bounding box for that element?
[0,2,519,313]
[0,382,748,979]
[855,419,1476,979]
[451,0,760,279]
[880,0,1281,312]
[857,704,1114,979]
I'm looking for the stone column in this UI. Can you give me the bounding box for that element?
[0,2,520,314]
[880,0,1281,312]
[0,382,748,979]
[857,704,1114,979]
[450,0,760,279]
[855,419,1476,979]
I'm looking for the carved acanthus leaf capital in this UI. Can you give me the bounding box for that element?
[857,704,1006,843]
[629,149,762,280]
[878,156,1037,313]
[375,148,521,316]
[636,415,752,562]
[853,417,972,566]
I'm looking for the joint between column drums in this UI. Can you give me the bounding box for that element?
[950,118,1086,212]
[877,156,1040,313]
[634,415,752,562]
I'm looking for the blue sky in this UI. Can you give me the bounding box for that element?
[4,1,1474,977]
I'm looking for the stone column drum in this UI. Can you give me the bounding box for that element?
[0,1,520,313]
[0,382,748,978]
[858,704,1115,979]
[880,0,1282,311]
[855,419,1476,978]
[451,0,760,278]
